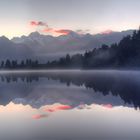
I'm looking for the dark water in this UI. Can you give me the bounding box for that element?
[0,70,140,140]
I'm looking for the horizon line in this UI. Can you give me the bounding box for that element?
[0,28,137,40]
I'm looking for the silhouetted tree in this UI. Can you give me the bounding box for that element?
[5,59,11,68]
[21,60,25,67]
[1,61,4,68]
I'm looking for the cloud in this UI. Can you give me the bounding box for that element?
[30,20,73,35]
[56,105,72,110]
[102,104,113,109]
[32,114,48,120]
[43,28,53,32]
[30,21,48,27]
[54,29,73,35]
[43,28,73,35]
[45,104,72,112]
[30,20,90,36]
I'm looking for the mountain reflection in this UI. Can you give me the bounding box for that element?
[0,70,140,109]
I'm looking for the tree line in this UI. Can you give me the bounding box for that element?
[0,59,40,69]
[1,29,140,69]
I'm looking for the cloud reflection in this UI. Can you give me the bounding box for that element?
[32,114,48,120]
[0,70,140,109]
[102,104,113,109]
[45,104,72,112]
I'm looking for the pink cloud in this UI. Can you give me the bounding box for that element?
[30,21,38,26]
[30,20,73,35]
[56,105,72,110]
[30,20,90,36]
[54,29,72,35]
[43,28,53,33]
[43,28,72,35]
[30,21,48,27]
[45,105,72,112]
[102,104,113,109]
[32,114,48,120]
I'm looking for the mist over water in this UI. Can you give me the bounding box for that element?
[0,70,140,140]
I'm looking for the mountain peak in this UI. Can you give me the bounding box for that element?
[100,30,114,35]
[0,36,10,42]
[59,31,80,39]
[29,31,41,38]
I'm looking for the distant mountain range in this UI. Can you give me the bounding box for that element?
[0,30,134,61]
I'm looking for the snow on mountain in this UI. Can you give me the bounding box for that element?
[0,30,134,61]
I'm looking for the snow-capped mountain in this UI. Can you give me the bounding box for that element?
[0,30,134,61]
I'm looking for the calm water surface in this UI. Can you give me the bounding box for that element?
[0,70,140,140]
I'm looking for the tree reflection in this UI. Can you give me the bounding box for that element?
[0,71,140,109]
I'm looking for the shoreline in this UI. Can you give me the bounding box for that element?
[0,69,139,74]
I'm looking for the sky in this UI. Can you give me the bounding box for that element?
[0,0,140,38]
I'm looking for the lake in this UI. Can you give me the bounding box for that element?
[0,70,140,140]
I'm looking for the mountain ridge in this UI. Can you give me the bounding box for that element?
[0,29,135,61]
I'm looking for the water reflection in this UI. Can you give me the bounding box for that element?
[1,102,140,140]
[0,70,140,140]
[0,70,140,109]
